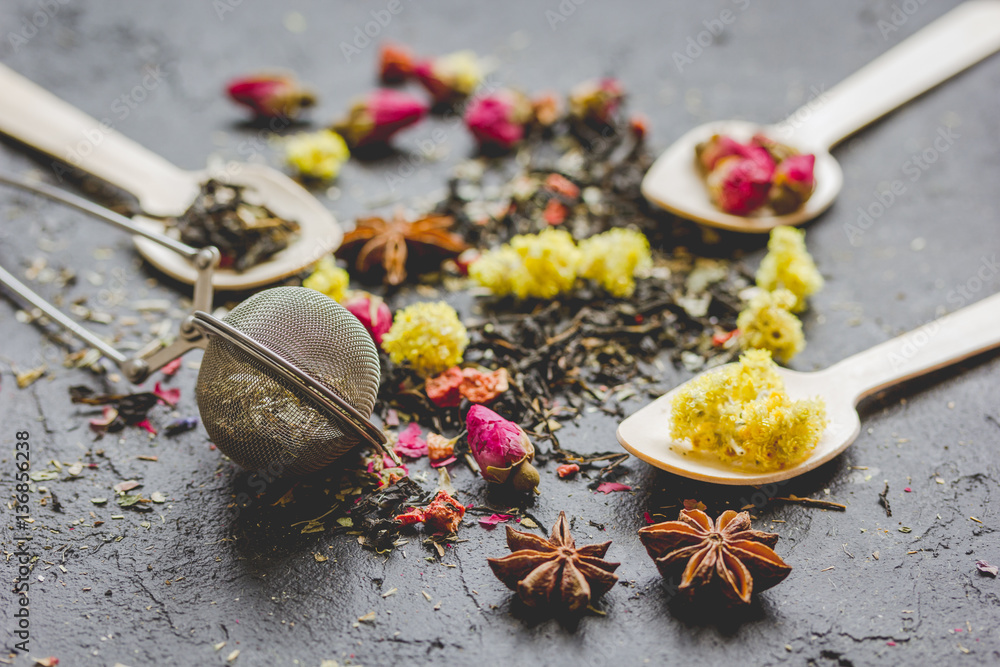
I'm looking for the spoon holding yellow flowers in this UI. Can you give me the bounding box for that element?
[642,1,1000,233]
[617,292,1000,485]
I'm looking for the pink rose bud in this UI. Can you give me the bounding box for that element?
[413,50,482,105]
[707,147,775,215]
[695,134,749,173]
[464,90,532,151]
[332,89,428,148]
[226,73,316,120]
[343,293,392,346]
[769,154,816,214]
[568,77,625,126]
[466,405,540,493]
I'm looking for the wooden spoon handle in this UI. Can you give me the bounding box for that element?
[0,63,197,217]
[829,288,1000,404]
[776,1,1000,150]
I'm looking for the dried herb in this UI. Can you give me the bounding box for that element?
[174,179,300,271]
[879,482,892,517]
[70,385,159,431]
[336,210,467,285]
[351,477,424,553]
[638,509,791,605]
[487,511,619,613]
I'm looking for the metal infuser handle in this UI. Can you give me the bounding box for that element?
[0,172,216,383]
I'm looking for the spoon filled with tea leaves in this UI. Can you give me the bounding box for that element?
[642,1,1000,232]
[618,292,1000,485]
[0,64,339,290]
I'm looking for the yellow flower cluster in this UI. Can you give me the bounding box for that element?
[302,256,350,302]
[670,350,827,471]
[286,129,350,180]
[755,226,823,312]
[470,227,651,299]
[736,288,804,364]
[433,51,483,97]
[381,301,469,377]
[579,228,652,297]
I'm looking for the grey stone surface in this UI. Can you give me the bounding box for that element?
[1,1,998,665]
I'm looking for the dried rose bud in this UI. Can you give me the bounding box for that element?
[751,133,799,164]
[695,134,748,173]
[414,50,483,104]
[466,405,540,494]
[343,293,392,346]
[531,93,561,127]
[332,89,428,148]
[226,73,316,120]
[464,90,532,152]
[568,77,625,127]
[706,147,775,216]
[629,113,649,141]
[378,42,415,84]
[769,154,816,215]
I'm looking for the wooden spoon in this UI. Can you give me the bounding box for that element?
[642,1,1000,232]
[617,292,1000,485]
[0,64,340,290]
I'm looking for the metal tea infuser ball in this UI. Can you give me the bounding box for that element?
[0,173,396,474]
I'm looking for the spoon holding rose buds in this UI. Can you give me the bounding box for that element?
[642,1,1000,233]
[617,292,1000,485]
[0,64,340,290]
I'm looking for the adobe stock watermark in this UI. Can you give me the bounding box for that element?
[672,0,752,73]
[51,65,167,183]
[545,0,587,32]
[339,0,413,63]
[6,0,71,53]
[843,124,959,246]
[877,0,929,40]
[887,254,999,371]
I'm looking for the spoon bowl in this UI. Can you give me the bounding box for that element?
[617,293,1000,485]
[641,120,842,233]
[642,1,1000,232]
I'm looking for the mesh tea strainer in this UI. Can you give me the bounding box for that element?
[0,173,394,474]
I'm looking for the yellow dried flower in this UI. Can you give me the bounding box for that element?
[737,288,805,364]
[509,229,580,299]
[468,245,520,297]
[578,228,652,298]
[302,256,349,302]
[670,349,827,471]
[286,129,350,180]
[756,226,823,312]
[431,50,482,97]
[381,301,469,377]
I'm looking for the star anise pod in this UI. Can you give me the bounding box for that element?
[336,210,467,285]
[638,509,791,605]
[487,511,620,613]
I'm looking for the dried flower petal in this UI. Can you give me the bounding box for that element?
[394,423,428,459]
[427,433,455,462]
[465,90,532,151]
[332,89,427,148]
[153,382,179,407]
[976,560,999,577]
[160,358,182,377]
[396,490,466,533]
[596,482,631,494]
[755,226,823,312]
[378,42,415,83]
[285,130,350,181]
[226,73,316,120]
[426,367,464,407]
[414,50,482,104]
[479,513,513,529]
[459,367,509,404]
[343,293,392,346]
[736,288,805,363]
[302,257,350,302]
[556,463,579,479]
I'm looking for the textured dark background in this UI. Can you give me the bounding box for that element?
[1,1,999,665]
